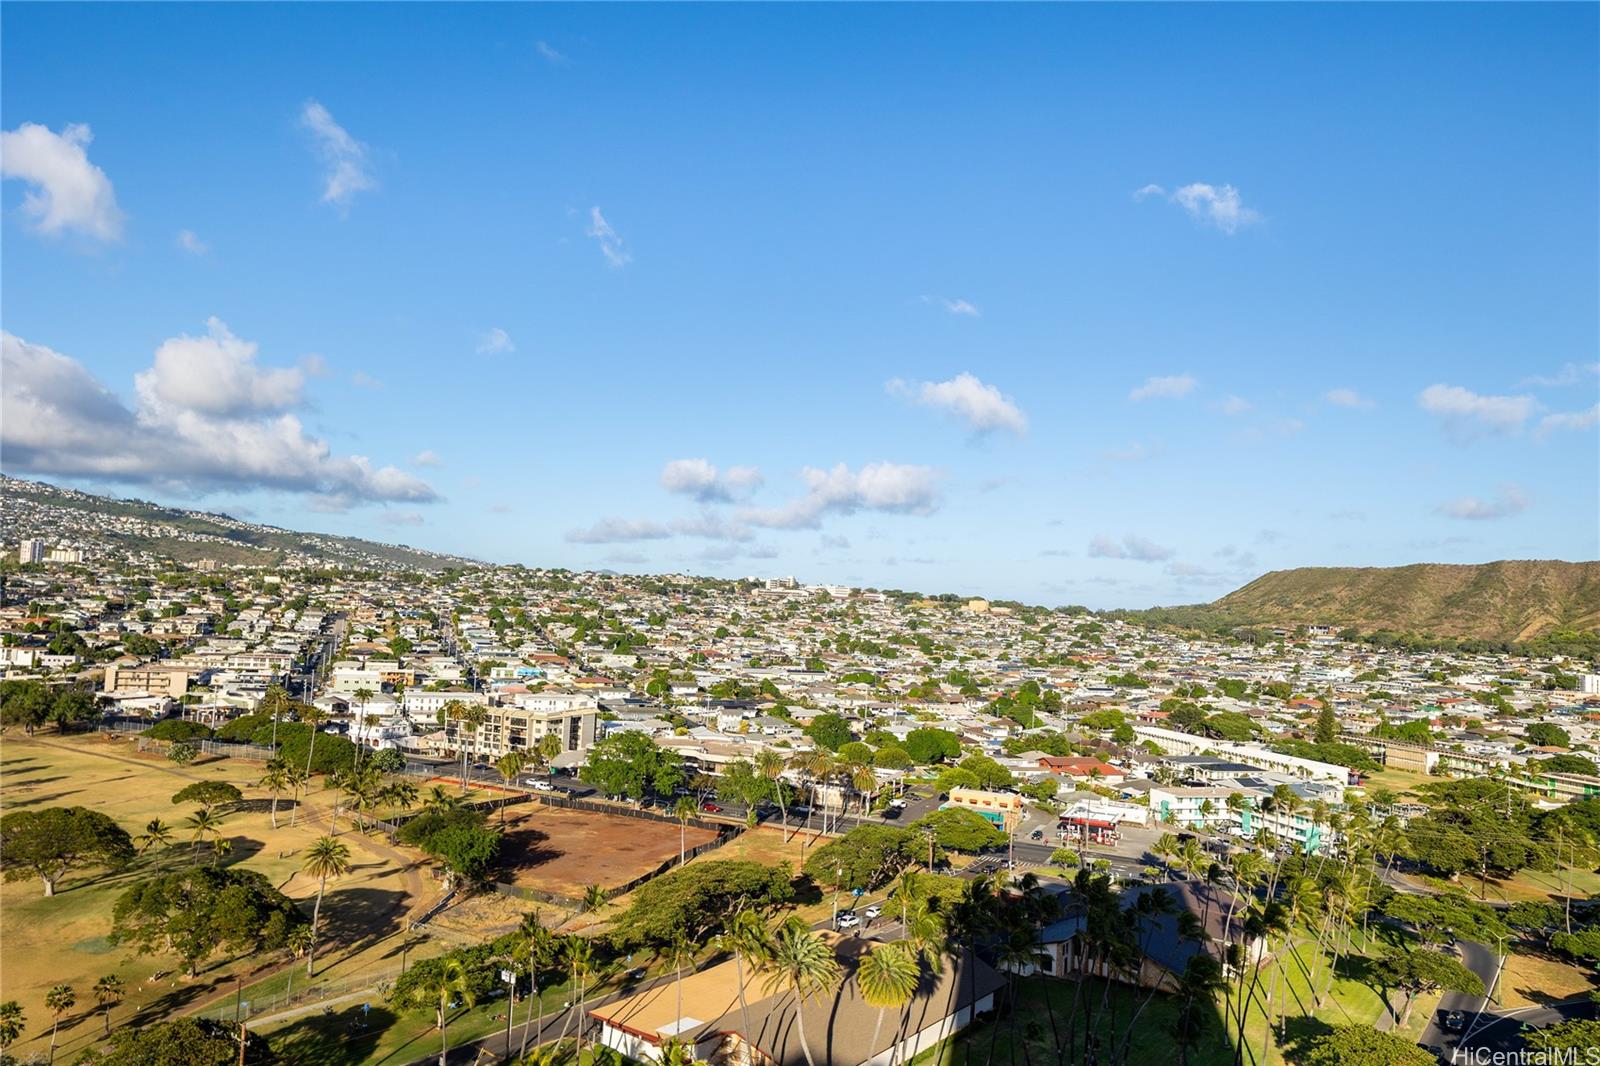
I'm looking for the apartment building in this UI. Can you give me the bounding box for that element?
[102,662,193,698]
[1133,725,1348,785]
[442,695,599,760]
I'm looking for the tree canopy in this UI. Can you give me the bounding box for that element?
[610,859,794,949]
[0,806,134,896]
[76,1017,277,1066]
[1297,1024,1435,1066]
[580,732,684,800]
[803,825,924,891]
[109,866,305,976]
[910,808,1007,852]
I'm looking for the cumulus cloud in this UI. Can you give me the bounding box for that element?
[1418,383,1535,438]
[0,122,123,241]
[299,100,375,210]
[586,206,631,267]
[1324,387,1373,409]
[1521,363,1599,388]
[887,372,1027,434]
[1086,534,1175,561]
[175,229,209,255]
[1129,374,1197,402]
[1,327,436,505]
[660,458,764,503]
[134,317,305,418]
[1537,404,1599,436]
[742,462,940,530]
[1136,182,1261,234]
[476,327,515,355]
[1436,484,1530,521]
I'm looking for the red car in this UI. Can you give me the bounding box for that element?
[701,802,722,813]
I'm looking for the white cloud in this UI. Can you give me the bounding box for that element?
[1,327,436,505]
[586,206,631,267]
[476,327,515,355]
[134,317,304,418]
[742,462,940,530]
[1137,181,1261,234]
[175,229,209,255]
[1521,363,1599,388]
[1129,374,1197,402]
[565,518,672,544]
[413,450,442,467]
[299,100,375,210]
[660,458,764,503]
[299,353,330,378]
[0,122,123,241]
[1087,534,1175,561]
[1537,404,1599,436]
[350,371,383,389]
[943,299,980,317]
[1436,484,1530,521]
[887,372,1027,434]
[1418,383,1535,437]
[1324,387,1373,409]
[1216,395,1252,416]
[535,40,568,64]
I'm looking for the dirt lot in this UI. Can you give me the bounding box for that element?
[497,803,718,898]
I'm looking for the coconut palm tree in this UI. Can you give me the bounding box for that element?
[424,784,458,815]
[755,748,789,832]
[384,778,419,815]
[262,683,289,750]
[673,796,698,866]
[495,750,527,826]
[850,762,878,826]
[0,1000,23,1055]
[762,918,842,1066]
[44,983,73,1066]
[515,913,557,1060]
[286,764,310,829]
[716,909,771,1044]
[136,818,172,854]
[91,974,123,1036]
[563,937,595,1057]
[421,956,475,1066]
[260,759,290,830]
[303,836,352,976]
[857,943,919,1065]
[351,687,376,768]
[184,809,226,866]
[1153,832,1179,881]
[668,934,696,1035]
[299,705,330,780]
[581,883,607,913]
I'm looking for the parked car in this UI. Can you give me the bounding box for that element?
[701,801,723,813]
[836,911,860,929]
[863,903,882,920]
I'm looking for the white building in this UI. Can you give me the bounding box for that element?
[17,539,45,564]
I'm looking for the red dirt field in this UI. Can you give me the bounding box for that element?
[497,803,719,897]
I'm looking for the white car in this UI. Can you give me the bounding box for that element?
[836,911,860,929]
[863,903,882,920]
[524,778,555,792]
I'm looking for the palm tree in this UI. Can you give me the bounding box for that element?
[515,913,556,1061]
[718,909,771,1044]
[44,983,73,1066]
[495,750,527,826]
[303,836,352,976]
[384,778,419,815]
[300,705,329,781]
[0,1000,23,1055]
[668,934,696,1035]
[581,883,607,913]
[857,942,919,1063]
[260,759,290,830]
[673,796,698,866]
[421,956,475,1066]
[91,974,123,1036]
[351,687,376,768]
[564,937,595,1057]
[136,817,172,854]
[184,809,226,865]
[286,764,310,829]
[424,784,458,815]
[762,918,842,1066]
[1153,832,1179,880]
[755,748,788,833]
[850,762,878,826]
[262,683,289,750]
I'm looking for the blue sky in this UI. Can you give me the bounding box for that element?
[3,3,1596,607]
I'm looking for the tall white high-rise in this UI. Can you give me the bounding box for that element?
[17,539,45,564]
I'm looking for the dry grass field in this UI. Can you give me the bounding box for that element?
[0,732,434,1063]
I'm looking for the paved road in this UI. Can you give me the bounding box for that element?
[1419,940,1503,1058]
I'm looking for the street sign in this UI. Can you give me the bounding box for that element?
[852,888,864,896]
[501,969,514,984]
